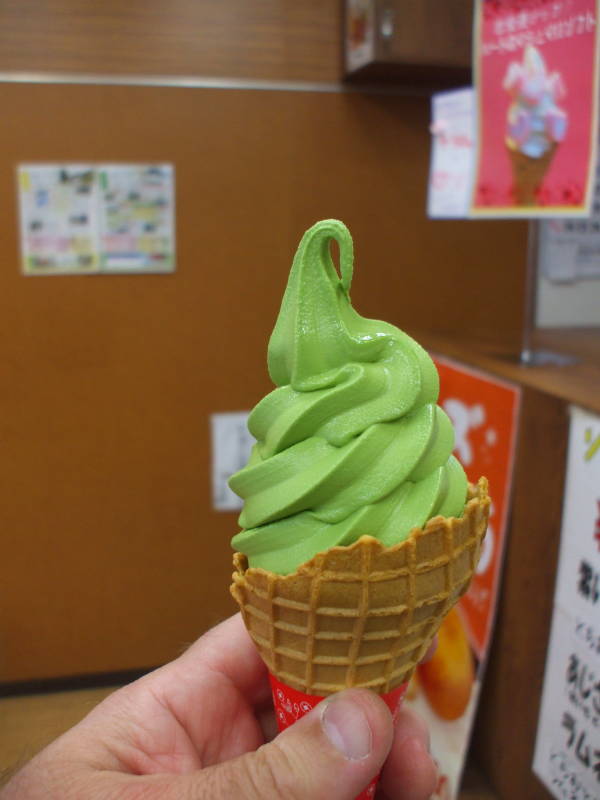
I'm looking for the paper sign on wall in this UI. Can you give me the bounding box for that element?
[428,88,476,219]
[344,0,375,72]
[404,355,520,799]
[535,158,600,327]
[18,163,175,275]
[533,406,600,800]
[472,0,600,217]
[210,412,254,512]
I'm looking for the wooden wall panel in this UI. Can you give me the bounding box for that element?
[0,82,527,682]
[0,0,342,82]
[378,0,473,68]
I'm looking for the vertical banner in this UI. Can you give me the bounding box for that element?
[472,0,599,216]
[404,355,520,799]
[533,406,600,800]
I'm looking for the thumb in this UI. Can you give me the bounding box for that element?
[165,688,393,800]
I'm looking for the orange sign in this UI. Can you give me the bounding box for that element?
[433,354,521,661]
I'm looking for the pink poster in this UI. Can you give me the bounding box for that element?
[472,0,599,216]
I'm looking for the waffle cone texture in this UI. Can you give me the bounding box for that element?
[231,478,490,696]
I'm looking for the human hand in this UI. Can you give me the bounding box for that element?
[2,613,437,800]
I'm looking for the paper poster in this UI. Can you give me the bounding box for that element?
[18,164,175,274]
[345,0,375,72]
[210,412,255,511]
[98,164,175,272]
[533,406,600,800]
[536,210,600,328]
[538,160,600,281]
[472,0,600,217]
[18,164,100,274]
[404,355,521,799]
[428,88,476,219]
[536,159,600,327]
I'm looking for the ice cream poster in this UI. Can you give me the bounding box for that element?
[405,356,520,799]
[472,0,600,216]
[533,406,600,800]
[18,163,175,274]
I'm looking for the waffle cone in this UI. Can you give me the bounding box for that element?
[231,478,489,696]
[508,143,557,205]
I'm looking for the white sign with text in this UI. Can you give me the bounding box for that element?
[427,88,476,219]
[533,406,600,800]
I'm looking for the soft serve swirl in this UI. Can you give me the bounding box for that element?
[230,220,467,574]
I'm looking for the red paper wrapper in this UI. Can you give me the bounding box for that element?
[269,674,408,799]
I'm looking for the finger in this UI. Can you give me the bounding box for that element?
[178,613,270,707]
[127,688,394,800]
[379,707,437,800]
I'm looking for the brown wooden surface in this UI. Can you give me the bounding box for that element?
[0,82,528,684]
[0,0,342,82]
[471,386,567,800]
[375,0,473,68]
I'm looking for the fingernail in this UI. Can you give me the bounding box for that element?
[321,693,373,761]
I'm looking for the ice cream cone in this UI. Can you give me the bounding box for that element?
[508,143,557,205]
[231,478,489,696]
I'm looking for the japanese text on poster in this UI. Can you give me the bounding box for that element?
[533,406,600,799]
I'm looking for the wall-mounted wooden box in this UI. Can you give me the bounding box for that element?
[344,0,473,87]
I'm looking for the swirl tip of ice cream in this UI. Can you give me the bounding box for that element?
[229,220,468,575]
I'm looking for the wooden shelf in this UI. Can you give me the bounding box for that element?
[344,0,473,88]
[414,327,600,415]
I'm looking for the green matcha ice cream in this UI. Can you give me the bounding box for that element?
[230,220,467,575]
